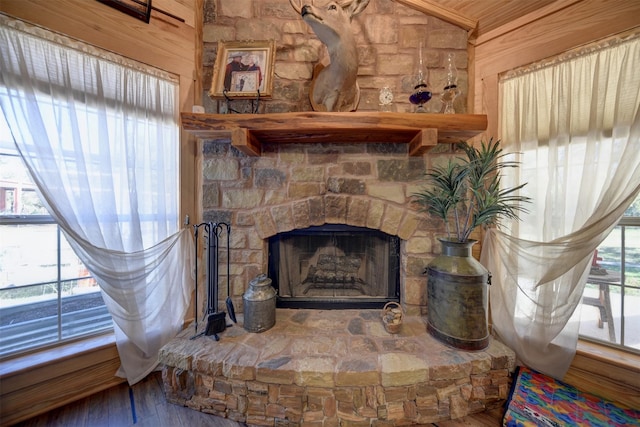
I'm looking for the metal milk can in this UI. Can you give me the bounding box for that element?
[426,239,490,351]
[243,273,277,333]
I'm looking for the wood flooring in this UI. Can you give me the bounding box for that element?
[12,371,504,427]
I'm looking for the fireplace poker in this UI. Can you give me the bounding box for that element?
[204,222,226,338]
[193,223,199,335]
[190,222,210,339]
[223,223,237,323]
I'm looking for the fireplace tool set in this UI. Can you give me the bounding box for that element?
[191,222,236,340]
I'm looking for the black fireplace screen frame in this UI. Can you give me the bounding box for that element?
[268,224,400,309]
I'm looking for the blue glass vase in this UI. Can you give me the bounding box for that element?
[410,82,432,113]
[410,42,431,113]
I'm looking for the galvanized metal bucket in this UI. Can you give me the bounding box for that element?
[243,273,277,333]
[426,239,490,351]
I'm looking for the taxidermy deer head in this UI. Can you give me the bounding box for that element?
[289,0,370,112]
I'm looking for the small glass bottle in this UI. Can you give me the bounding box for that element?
[440,52,459,114]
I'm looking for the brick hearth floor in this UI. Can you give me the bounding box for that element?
[159,309,515,426]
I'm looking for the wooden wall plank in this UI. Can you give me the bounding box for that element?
[0,2,197,423]
[0,0,195,110]
[471,0,581,46]
[472,0,640,124]
[155,0,196,28]
[434,0,559,40]
[475,0,640,77]
[394,0,477,32]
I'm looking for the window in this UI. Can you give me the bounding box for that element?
[489,33,640,375]
[579,194,640,354]
[0,16,186,383]
[0,118,112,357]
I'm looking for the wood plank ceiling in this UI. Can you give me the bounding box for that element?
[394,0,560,40]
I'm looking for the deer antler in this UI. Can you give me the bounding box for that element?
[289,0,302,15]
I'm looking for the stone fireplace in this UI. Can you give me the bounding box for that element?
[197,131,435,317]
[158,113,516,426]
[155,0,516,422]
[180,112,495,318]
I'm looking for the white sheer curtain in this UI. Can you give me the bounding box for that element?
[0,16,193,385]
[482,34,640,379]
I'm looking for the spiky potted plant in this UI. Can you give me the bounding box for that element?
[413,139,530,350]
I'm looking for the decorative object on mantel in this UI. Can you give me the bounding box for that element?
[243,273,277,333]
[209,40,276,100]
[379,87,394,112]
[381,301,403,333]
[409,42,432,113]
[220,92,262,115]
[180,111,488,157]
[440,52,460,114]
[288,0,370,112]
[413,139,531,350]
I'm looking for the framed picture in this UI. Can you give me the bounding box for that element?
[210,40,276,99]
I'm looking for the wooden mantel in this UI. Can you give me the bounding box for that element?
[181,112,488,156]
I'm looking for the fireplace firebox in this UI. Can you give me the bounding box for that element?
[268,225,400,309]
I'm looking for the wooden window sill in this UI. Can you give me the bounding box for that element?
[0,333,123,426]
[0,332,117,378]
[565,339,640,408]
[576,339,640,373]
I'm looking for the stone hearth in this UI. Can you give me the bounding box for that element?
[159,309,515,426]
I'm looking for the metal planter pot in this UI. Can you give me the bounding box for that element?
[426,239,490,351]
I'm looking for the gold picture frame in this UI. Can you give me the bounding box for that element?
[210,40,276,99]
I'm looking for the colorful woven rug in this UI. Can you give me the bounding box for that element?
[503,366,640,426]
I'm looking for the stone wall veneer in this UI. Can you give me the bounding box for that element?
[201,140,459,316]
[202,0,469,115]
[198,0,472,314]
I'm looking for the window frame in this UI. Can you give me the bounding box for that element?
[0,212,113,359]
[0,8,196,423]
[578,213,640,355]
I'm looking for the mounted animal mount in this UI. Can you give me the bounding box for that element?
[289,0,370,112]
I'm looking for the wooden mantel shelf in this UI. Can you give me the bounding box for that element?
[181,112,488,156]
